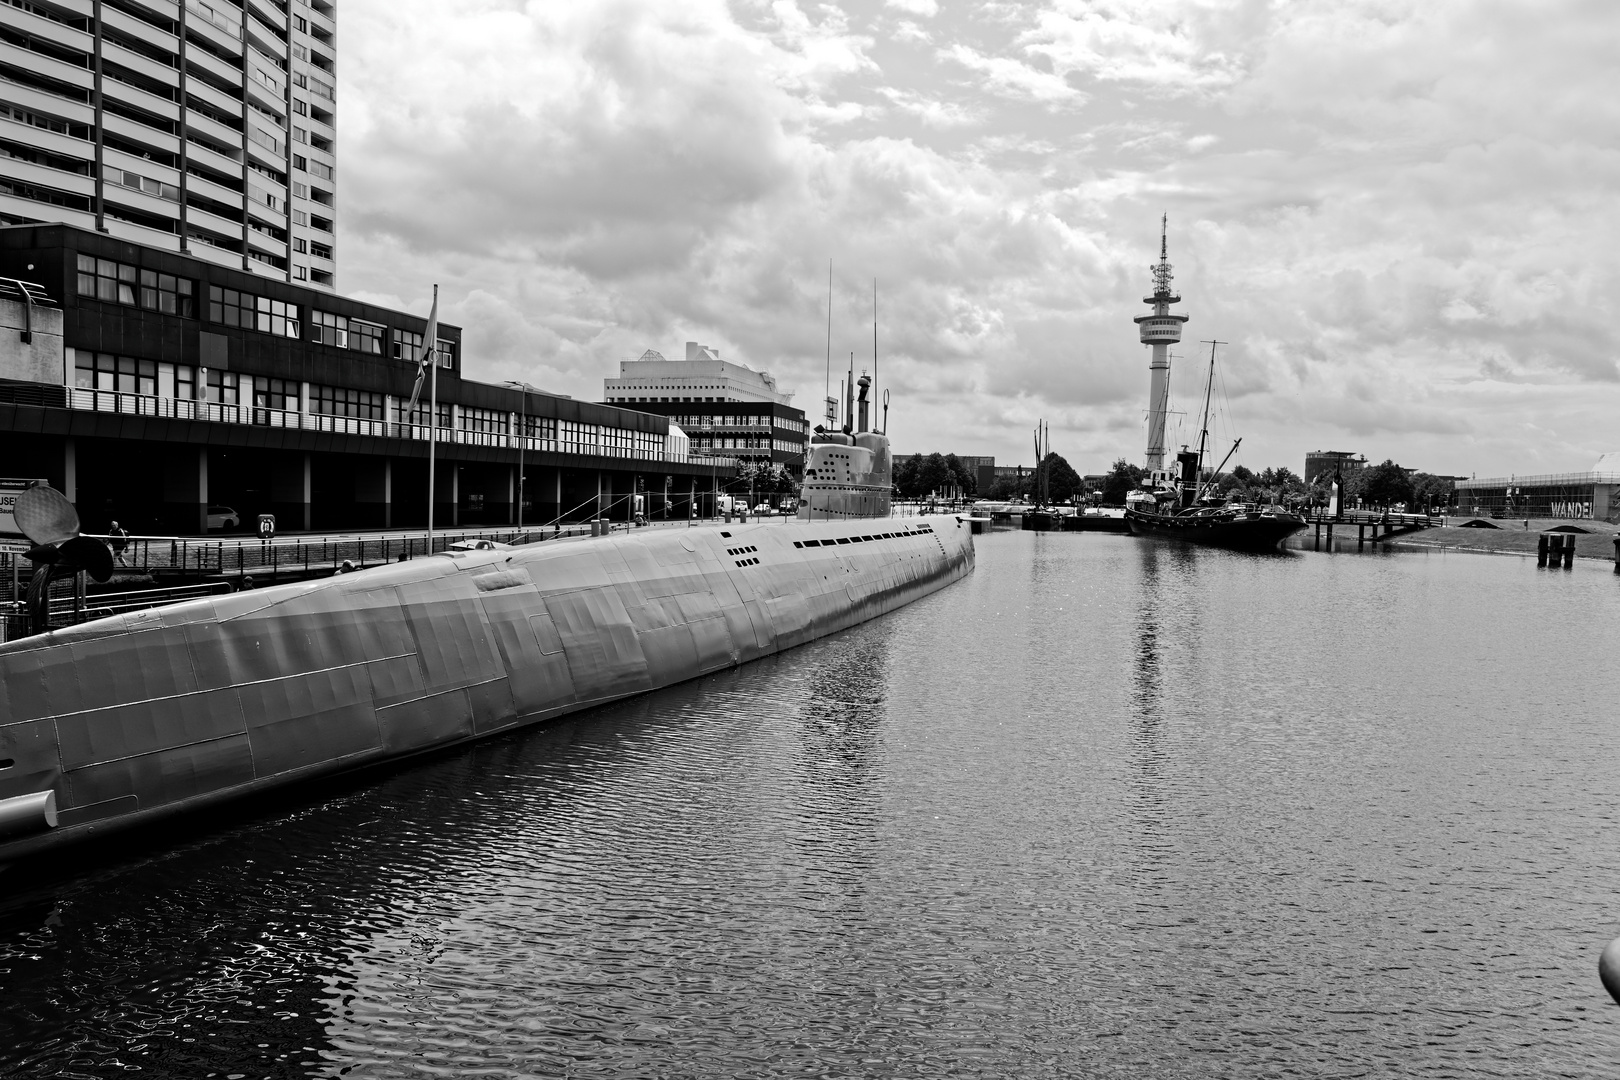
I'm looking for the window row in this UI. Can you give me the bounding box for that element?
[209,286,301,337]
[76,255,196,316]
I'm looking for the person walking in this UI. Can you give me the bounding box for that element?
[108,520,129,567]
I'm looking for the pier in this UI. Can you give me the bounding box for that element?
[1307,509,1442,546]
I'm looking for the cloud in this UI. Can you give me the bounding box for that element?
[334,0,1620,478]
[884,0,939,15]
[938,44,1088,106]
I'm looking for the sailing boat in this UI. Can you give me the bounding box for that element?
[1123,340,1307,552]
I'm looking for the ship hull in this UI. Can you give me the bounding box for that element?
[0,515,974,864]
[1125,508,1306,552]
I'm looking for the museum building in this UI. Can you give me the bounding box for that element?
[0,223,734,535]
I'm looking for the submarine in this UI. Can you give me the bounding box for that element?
[0,374,973,865]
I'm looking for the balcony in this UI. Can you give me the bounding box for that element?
[102,112,180,155]
[101,6,179,54]
[0,40,92,94]
[101,38,181,88]
[10,5,94,58]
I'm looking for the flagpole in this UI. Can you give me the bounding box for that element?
[427,283,438,551]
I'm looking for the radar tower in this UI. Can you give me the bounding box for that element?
[1134,214,1190,472]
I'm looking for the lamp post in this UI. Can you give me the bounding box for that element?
[503,380,538,532]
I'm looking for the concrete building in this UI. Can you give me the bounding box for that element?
[605,342,794,405]
[604,344,807,475]
[0,0,340,289]
[0,223,733,534]
[1454,456,1620,521]
[1304,450,1366,485]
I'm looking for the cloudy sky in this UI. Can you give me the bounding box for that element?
[336,0,1619,479]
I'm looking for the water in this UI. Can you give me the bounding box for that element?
[5,531,1620,1078]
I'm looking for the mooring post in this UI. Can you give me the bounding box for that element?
[1538,533,1549,567]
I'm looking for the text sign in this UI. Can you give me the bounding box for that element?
[0,479,48,538]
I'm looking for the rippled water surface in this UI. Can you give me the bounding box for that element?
[6,531,1620,1078]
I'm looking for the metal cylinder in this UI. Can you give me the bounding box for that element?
[0,789,57,839]
[1538,533,1549,567]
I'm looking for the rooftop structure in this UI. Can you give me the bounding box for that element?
[605,342,795,406]
[0,0,340,288]
[1304,450,1368,485]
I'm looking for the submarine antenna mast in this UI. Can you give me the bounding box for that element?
[872,278,878,431]
[824,260,833,430]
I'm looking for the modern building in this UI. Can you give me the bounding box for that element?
[1303,450,1366,485]
[1,0,340,289]
[1454,456,1620,521]
[0,223,733,534]
[604,343,807,475]
[604,342,794,405]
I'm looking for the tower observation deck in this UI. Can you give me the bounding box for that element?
[1132,215,1191,472]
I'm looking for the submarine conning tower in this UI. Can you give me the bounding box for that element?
[1132,214,1191,473]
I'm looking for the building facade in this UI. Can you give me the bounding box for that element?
[1303,450,1366,485]
[0,223,733,534]
[603,343,807,475]
[1,0,339,289]
[1454,458,1620,521]
[605,342,794,405]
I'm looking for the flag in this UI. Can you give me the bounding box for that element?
[405,285,439,416]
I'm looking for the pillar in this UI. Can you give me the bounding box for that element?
[301,453,311,531]
[63,437,76,503]
[383,459,393,529]
[160,446,208,534]
[451,465,460,528]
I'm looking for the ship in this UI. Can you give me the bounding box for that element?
[1121,219,1306,553]
[0,375,972,865]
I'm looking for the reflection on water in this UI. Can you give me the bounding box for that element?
[6,531,1620,1077]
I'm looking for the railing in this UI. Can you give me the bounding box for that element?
[62,388,735,466]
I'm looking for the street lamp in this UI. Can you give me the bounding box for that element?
[503,380,539,532]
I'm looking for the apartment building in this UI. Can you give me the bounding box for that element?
[605,342,795,406]
[0,0,339,288]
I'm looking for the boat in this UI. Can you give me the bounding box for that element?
[0,375,973,865]
[1121,224,1305,552]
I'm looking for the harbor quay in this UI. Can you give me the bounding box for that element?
[0,224,738,539]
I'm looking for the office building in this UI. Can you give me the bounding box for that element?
[0,223,733,533]
[604,342,794,405]
[1,0,340,288]
[1304,450,1366,484]
[604,343,807,475]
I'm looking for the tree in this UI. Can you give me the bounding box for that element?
[1043,452,1083,504]
[893,454,922,498]
[1100,458,1145,505]
[1358,459,1414,509]
[1409,472,1455,513]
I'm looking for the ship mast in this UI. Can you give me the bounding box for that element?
[1194,338,1226,494]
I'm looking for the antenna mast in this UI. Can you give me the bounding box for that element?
[824,260,832,428]
[1195,339,1226,479]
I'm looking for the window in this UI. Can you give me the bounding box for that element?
[292,209,307,226]
[392,329,453,368]
[294,15,306,31]
[308,161,332,181]
[351,320,384,354]
[310,309,348,347]
[310,242,332,260]
[293,98,307,116]
[77,255,136,304]
[253,376,299,411]
[293,126,307,143]
[77,255,196,317]
[206,369,240,405]
[292,154,307,171]
[395,399,451,428]
[208,286,300,336]
[293,265,307,280]
[461,407,508,435]
[292,238,307,253]
[312,384,384,420]
[74,352,159,395]
[292,181,307,198]
[138,269,196,316]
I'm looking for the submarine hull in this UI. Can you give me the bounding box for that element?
[0,515,974,864]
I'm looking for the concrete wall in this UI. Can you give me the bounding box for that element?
[0,298,65,385]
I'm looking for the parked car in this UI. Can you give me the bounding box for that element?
[752,502,774,515]
[206,505,240,531]
[448,538,510,551]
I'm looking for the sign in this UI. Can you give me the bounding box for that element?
[0,479,48,538]
[257,513,276,539]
